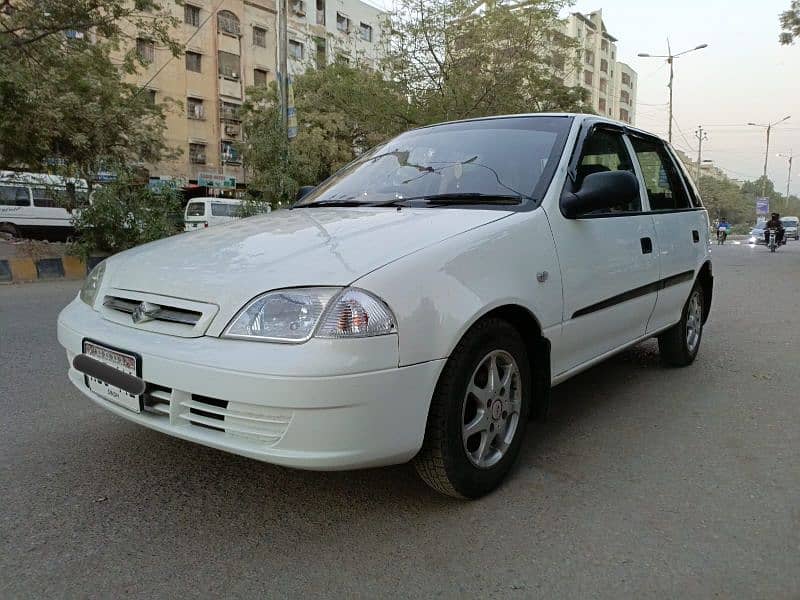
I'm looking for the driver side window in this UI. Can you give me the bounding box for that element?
[577,129,641,213]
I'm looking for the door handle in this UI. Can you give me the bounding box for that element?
[640,237,653,254]
[692,230,700,243]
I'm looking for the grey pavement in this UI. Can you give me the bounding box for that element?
[1,242,799,598]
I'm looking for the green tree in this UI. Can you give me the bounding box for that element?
[0,0,181,186]
[240,64,414,206]
[780,0,800,44]
[384,0,589,123]
[69,170,183,261]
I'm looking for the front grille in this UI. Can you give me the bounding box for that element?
[177,394,292,445]
[103,296,202,326]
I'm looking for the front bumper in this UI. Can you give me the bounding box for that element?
[57,298,444,470]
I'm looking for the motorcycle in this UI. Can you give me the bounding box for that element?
[767,228,779,253]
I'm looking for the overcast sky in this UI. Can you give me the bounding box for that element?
[365,0,800,196]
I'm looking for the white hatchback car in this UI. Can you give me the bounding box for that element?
[58,114,713,498]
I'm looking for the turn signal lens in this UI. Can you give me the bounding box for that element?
[316,289,396,338]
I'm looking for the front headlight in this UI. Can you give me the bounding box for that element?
[80,261,105,307]
[223,287,397,343]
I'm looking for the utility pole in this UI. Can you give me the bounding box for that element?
[277,0,288,130]
[777,151,795,208]
[638,42,708,144]
[694,125,707,183]
[749,116,790,198]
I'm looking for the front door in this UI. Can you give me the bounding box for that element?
[546,126,660,375]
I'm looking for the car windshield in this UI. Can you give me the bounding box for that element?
[780,218,797,226]
[294,116,572,208]
[186,202,205,216]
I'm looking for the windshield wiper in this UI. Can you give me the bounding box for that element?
[407,193,527,206]
[295,198,411,208]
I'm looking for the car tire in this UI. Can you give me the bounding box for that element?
[414,318,531,499]
[0,223,20,238]
[658,284,704,367]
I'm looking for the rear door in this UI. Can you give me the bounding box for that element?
[184,200,208,230]
[547,125,660,375]
[628,135,707,333]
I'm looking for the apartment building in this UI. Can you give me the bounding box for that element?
[561,9,637,125]
[131,0,384,190]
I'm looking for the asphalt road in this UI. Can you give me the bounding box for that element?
[2,242,799,599]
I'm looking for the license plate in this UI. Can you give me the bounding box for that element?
[82,340,142,413]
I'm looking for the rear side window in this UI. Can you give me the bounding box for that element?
[0,186,30,206]
[211,203,240,217]
[32,187,63,208]
[186,202,206,216]
[630,137,691,211]
[576,128,640,213]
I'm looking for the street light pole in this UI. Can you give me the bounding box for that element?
[638,42,708,144]
[749,116,791,198]
[777,151,795,206]
[277,0,288,130]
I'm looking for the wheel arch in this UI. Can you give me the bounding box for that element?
[696,261,713,324]
[450,303,552,420]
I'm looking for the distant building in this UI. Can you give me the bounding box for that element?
[125,0,385,191]
[561,9,637,125]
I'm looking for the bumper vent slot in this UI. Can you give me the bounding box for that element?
[143,384,171,416]
[178,395,291,444]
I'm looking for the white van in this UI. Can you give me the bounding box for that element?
[0,171,90,240]
[184,197,244,231]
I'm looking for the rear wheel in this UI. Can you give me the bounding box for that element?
[0,223,20,238]
[658,284,704,367]
[414,318,531,499]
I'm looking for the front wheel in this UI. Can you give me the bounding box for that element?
[658,284,704,367]
[414,318,531,498]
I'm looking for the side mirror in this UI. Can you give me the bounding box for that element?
[296,185,315,201]
[561,170,640,218]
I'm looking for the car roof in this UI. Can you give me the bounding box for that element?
[0,170,88,189]
[412,113,663,142]
[189,197,242,203]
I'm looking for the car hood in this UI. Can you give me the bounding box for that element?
[104,206,511,320]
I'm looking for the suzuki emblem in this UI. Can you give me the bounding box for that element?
[131,301,160,324]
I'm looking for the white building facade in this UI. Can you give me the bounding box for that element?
[562,10,637,125]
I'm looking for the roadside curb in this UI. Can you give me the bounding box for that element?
[0,256,104,283]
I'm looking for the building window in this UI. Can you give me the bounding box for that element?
[187,97,204,120]
[599,78,607,93]
[289,39,304,60]
[600,58,608,73]
[620,90,630,105]
[184,4,200,27]
[136,38,154,64]
[621,72,631,86]
[583,70,593,86]
[584,49,594,66]
[221,141,241,164]
[601,38,609,52]
[359,22,372,42]
[189,143,207,165]
[316,0,325,24]
[291,0,306,15]
[253,68,268,86]
[598,97,606,113]
[217,10,240,36]
[220,101,241,121]
[145,89,156,105]
[218,51,240,79]
[252,26,267,48]
[620,108,629,123]
[336,12,350,33]
[185,51,202,72]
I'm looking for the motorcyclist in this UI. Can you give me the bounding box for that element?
[717,218,730,242]
[764,213,785,246]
